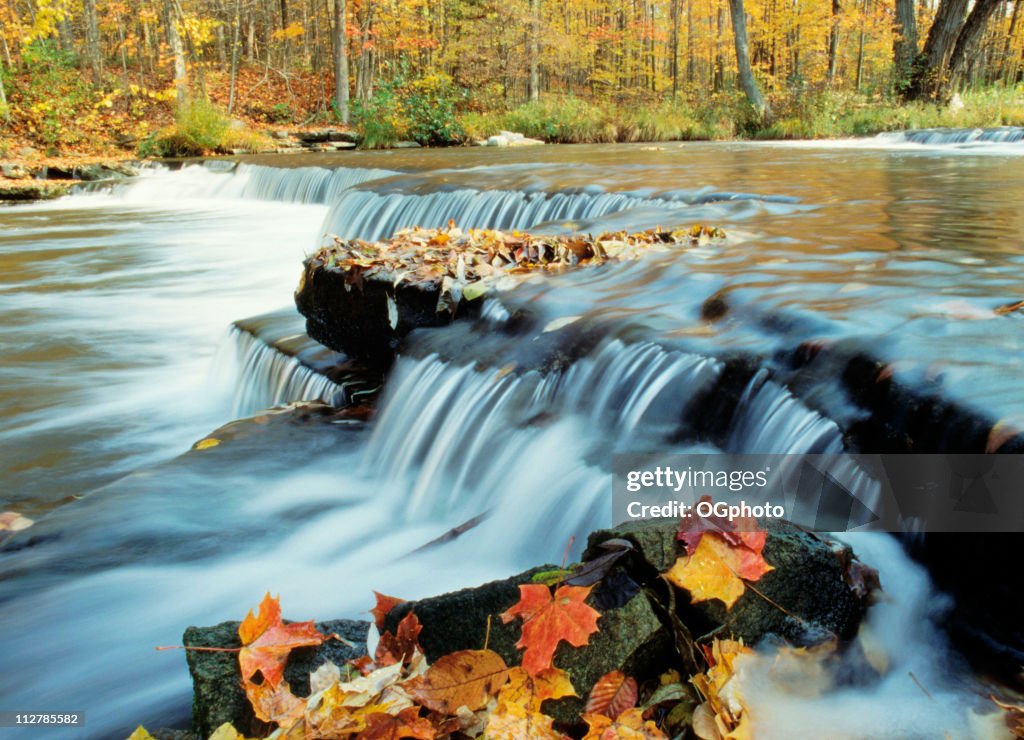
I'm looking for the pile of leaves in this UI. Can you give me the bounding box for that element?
[136,504,894,738]
[309,224,726,313]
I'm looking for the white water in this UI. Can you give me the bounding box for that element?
[0,160,1011,738]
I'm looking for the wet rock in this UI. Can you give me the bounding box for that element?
[384,566,672,723]
[184,618,368,738]
[295,259,481,367]
[585,518,874,644]
[393,140,422,148]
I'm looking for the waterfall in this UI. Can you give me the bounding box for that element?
[220,326,349,416]
[317,186,795,242]
[365,340,721,526]
[111,162,400,204]
[876,126,1024,146]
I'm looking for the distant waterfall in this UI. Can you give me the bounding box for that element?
[875,126,1024,146]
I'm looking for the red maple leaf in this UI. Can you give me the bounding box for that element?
[677,495,766,555]
[501,584,601,676]
[238,593,327,688]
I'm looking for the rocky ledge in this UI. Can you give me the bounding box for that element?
[0,159,140,201]
[184,517,876,737]
[294,225,725,367]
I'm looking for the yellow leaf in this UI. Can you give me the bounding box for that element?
[194,438,221,450]
[126,727,155,740]
[665,537,745,608]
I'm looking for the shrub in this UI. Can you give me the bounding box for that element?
[353,73,466,148]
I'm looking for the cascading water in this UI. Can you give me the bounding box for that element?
[1,142,1022,737]
[218,325,348,416]
[108,161,400,205]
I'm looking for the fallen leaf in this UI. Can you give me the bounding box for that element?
[483,697,564,740]
[194,437,221,450]
[0,511,35,532]
[581,707,667,739]
[496,666,577,712]
[207,724,245,740]
[585,670,638,720]
[126,728,156,740]
[375,612,423,667]
[501,584,602,675]
[404,649,509,714]
[690,639,754,740]
[665,535,771,609]
[355,706,436,739]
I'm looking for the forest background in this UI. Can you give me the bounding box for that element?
[1,0,1023,160]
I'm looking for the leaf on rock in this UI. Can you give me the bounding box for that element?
[404,649,509,714]
[581,708,668,739]
[126,728,156,740]
[584,670,638,720]
[665,533,772,609]
[245,678,307,726]
[194,437,221,450]
[375,612,423,667]
[501,584,601,675]
[677,496,765,555]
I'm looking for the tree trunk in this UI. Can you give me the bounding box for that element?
[1001,0,1021,83]
[227,0,242,114]
[903,0,968,100]
[671,0,680,97]
[947,0,1001,86]
[529,0,540,101]
[893,0,917,91]
[727,0,769,119]
[0,68,9,123]
[165,0,189,103]
[827,0,842,85]
[333,0,349,123]
[83,0,104,84]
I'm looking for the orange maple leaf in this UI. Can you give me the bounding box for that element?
[501,584,601,676]
[369,591,406,631]
[238,593,327,688]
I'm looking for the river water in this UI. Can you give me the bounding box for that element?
[1,133,1023,737]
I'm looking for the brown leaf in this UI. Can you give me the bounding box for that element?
[585,671,638,720]
[404,649,509,714]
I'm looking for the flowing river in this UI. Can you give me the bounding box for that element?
[1,132,1023,738]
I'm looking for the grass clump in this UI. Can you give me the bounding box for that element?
[139,98,270,157]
